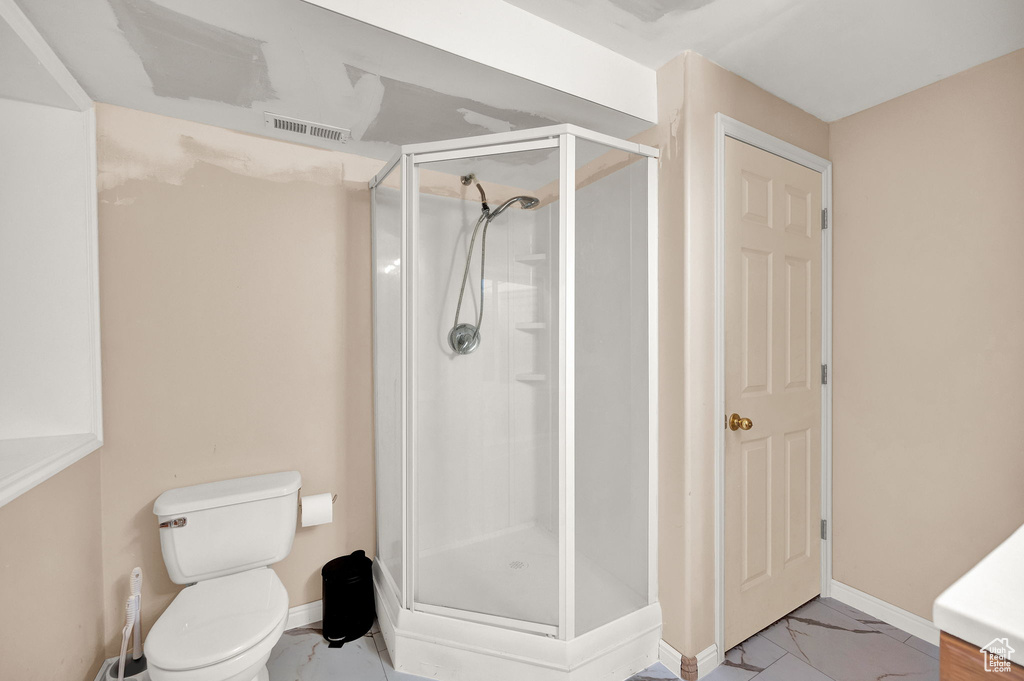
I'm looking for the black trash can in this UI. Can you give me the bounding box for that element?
[321,550,376,647]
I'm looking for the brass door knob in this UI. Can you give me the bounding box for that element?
[729,413,753,431]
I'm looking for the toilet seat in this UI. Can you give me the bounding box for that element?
[146,567,288,681]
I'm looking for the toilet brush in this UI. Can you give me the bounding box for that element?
[115,597,135,681]
[107,568,147,681]
[129,568,145,667]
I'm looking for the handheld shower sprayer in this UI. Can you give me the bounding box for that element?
[487,195,540,219]
[449,176,540,355]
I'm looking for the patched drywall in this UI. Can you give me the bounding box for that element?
[95,105,383,192]
[108,0,276,106]
[18,0,652,178]
[345,65,557,145]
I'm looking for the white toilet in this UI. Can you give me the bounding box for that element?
[145,471,302,681]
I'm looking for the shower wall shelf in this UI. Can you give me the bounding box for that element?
[370,124,659,681]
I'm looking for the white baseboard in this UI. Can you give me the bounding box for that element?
[658,640,719,679]
[829,580,939,646]
[696,643,719,678]
[658,639,681,673]
[286,600,323,630]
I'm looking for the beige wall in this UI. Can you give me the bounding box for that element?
[94,103,385,656]
[656,51,830,656]
[830,48,1024,619]
[0,455,106,680]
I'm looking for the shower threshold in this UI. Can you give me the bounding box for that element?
[375,559,662,681]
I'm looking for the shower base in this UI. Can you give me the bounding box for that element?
[416,524,646,635]
[373,547,662,681]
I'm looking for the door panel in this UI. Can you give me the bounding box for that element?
[785,256,810,390]
[741,248,772,396]
[725,137,822,649]
[785,185,811,237]
[740,436,771,588]
[784,428,810,565]
[741,170,772,227]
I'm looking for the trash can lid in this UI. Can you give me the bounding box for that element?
[322,550,372,578]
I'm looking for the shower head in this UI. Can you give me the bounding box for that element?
[488,195,540,219]
[447,193,540,356]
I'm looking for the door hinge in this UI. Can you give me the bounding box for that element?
[821,208,829,230]
[821,519,828,540]
[821,364,828,385]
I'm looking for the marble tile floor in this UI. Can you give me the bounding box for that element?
[267,596,941,681]
[267,620,682,681]
[704,597,940,681]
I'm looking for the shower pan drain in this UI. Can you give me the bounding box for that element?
[509,560,528,570]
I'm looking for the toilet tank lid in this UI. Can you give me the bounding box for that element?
[153,471,301,516]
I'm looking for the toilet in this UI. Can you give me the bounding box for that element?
[145,471,302,681]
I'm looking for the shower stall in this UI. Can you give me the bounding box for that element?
[370,125,659,681]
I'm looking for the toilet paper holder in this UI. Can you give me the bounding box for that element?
[299,491,337,528]
[298,491,337,528]
[298,492,337,507]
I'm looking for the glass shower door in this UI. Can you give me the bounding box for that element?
[573,141,652,635]
[409,144,560,633]
[371,163,404,602]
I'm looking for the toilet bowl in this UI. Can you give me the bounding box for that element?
[145,472,301,681]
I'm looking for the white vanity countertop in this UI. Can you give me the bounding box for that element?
[934,522,1024,654]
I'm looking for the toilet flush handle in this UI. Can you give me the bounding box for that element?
[158,517,187,529]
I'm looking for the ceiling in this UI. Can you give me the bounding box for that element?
[9,0,1024,164]
[502,0,1024,121]
[0,15,79,109]
[11,0,650,180]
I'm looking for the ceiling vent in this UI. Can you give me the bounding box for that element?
[263,112,351,146]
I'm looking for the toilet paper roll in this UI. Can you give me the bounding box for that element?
[300,493,333,527]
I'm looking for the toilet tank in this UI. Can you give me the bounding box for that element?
[153,471,302,584]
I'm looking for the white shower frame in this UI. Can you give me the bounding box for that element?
[369,124,661,681]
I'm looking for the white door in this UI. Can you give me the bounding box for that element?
[724,136,822,649]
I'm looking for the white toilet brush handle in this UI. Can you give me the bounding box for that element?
[131,595,142,661]
[130,568,143,661]
[117,597,136,681]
